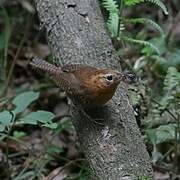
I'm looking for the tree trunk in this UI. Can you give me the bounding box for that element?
[35,0,153,179]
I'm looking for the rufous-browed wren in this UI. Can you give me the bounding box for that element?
[30,58,134,109]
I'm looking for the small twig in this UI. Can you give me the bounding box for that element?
[152,164,176,173]
[49,158,85,180]
[159,147,174,162]
[14,153,35,180]
[4,18,31,95]
[5,35,26,92]
[60,158,85,171]
[52,114,72,121]
[7,151,28,158]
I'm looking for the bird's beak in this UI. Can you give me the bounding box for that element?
[121,73,136,83]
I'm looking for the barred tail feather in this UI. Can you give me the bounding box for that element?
[30,58,60,75]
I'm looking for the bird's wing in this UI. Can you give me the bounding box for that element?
[62,64,97,73]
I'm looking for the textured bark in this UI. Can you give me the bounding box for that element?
[35,0,153,179]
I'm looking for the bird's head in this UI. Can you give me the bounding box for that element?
[93,70,122,88]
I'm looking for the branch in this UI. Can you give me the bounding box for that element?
[35,0,153,179]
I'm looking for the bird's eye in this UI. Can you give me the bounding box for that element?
[106,75,113,81]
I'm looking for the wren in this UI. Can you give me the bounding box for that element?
[30,58,131,109]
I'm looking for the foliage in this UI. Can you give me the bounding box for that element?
[0,91,66,179]
[101,0,180,175]
[126,18,164,36]
[0,3,87,179]
[129,65,179,169]
[124,0,144,6]
[131,33,180,166]
[101,0,122,37]
[146,0,168,15]
[0,0,179,179]
[146,124,176,145]
[124,0,168,15]
[0,91,57,133]
[101,0,167,53]
[131,48,180,169]
[139,36,180,77]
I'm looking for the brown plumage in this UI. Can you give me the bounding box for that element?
[30,58,127,109]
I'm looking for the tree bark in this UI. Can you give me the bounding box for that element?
[35,0,153,179]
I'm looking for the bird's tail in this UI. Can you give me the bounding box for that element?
[30,58,61,75]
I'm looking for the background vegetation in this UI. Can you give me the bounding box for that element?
[0,0,179,179]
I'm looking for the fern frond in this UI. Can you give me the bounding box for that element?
[146,0,168,15]
[163,67,180,92]
[121,36,160,54]
[102,0,124,37]
[124,0,144,6]
[155,67,180,113]
[101,0,119,14]
[127,18,164,36]
[107,15,125,37]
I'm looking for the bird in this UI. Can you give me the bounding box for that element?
[30,58,134,109]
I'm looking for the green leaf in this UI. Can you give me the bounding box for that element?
[141,37,166,56]
[42,123,57,129]
[12,91,39,114]
[20,110,55,125]
[146,0,168,15]
[0,111,12,125]
[13,131,26,139]
[127,18,164,36]
[0,111,12,132]
[20,115,37,125]
[101,0,123,37]
[122,36,160,55]
[46,145,64,155]
[107,13,120,37]
[146,124,176,144]
[155,124,175,144]
[0,124,5,132]
[163,67,180,92]
[146,128,157,144]
[101,0,119,14]
[124,0,144,6]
